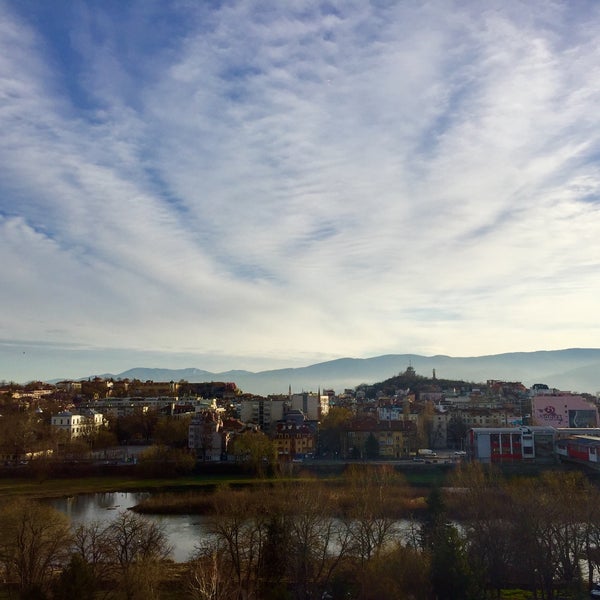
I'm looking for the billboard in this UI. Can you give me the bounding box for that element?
[532,395,599,428]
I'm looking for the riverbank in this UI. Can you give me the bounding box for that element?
[0,461,453,502]
[0,474,432,519]
[132,478,430,518]
[0,473,257,501]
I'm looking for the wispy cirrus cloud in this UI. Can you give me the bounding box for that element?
[1,0,600,381]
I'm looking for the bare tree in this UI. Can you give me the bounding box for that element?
[0,499,72,598]
[286,481,352,600]
[541,472,589,595]
[186,545,237,600]
[206,486,269,599]
[342,465,404,600]
[72,521,113,597]
[448,463,512,597]
[581,482,600,591]
[103,511,172,600]
[346,465,401,562]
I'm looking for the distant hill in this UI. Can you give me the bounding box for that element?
[82,348,600,396]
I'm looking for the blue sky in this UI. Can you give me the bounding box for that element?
[2,0,600,383]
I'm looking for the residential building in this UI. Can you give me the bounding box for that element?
[178,381,239,399]
[81,378,114,399]
[80,397,174,418]
[342,416,417,459]
[239,398,286,430]
[51,409,105,439]
[188,411,227,461]
[290,392,329,421]
[127,380,179,397]
[272,423,316,460]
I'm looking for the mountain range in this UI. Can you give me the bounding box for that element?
[88,348,600,397]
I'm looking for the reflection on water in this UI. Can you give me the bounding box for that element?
[48,493,211,563]
[49,493,420,565]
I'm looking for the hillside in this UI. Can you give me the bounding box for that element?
[79,348,600,396]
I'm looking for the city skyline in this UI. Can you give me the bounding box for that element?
[2,1,600,383]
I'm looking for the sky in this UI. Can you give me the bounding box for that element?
[2,0,600,383]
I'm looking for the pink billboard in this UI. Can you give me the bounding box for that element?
[532,394,599,428]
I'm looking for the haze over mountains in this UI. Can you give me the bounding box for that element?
[83,349,600,397]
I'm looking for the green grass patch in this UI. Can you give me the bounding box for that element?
[403,469,451,487]
[499,590,534,599]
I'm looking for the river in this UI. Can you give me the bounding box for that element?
[48,492,211,563]
[49,492,421,564]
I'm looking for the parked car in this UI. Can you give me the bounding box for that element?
[590,582,600,597]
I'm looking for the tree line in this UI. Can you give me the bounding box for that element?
[0,500,170,600]
[2,464,600,599]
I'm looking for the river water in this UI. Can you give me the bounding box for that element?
[49,492,421,564]
[48,492,211,563]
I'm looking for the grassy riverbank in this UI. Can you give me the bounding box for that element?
[132,477,430,517]
[0,461,453,502]
[0,474,435,522]
[0,473,257,501]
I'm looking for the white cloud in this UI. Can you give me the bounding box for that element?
[2,0,600,381]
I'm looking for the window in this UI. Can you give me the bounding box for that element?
[490,434,500,454]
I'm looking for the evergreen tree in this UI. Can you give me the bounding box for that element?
[421,487,475,600]
[365,433,379,459]
[53,553,96,600]
[430,523,473,600]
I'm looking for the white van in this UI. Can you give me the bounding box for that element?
[418,449,437,457]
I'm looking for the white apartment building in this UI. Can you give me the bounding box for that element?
[51,409,105,438]
[188,412,226,461]
[290,393,329,421]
